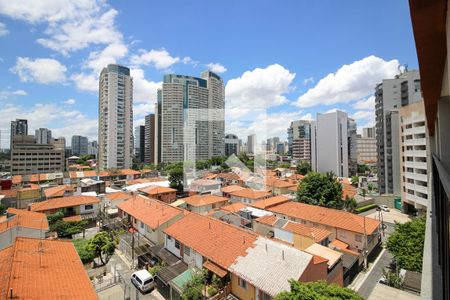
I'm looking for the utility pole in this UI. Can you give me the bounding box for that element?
[363,215,368,270]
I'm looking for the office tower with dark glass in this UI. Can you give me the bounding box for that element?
[134,125,145,163]
[98,64,133,170]
[155,72,224,163]
[71,135,88,156]
[225,134,239,156]
[375,70,422,195]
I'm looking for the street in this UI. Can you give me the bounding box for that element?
[357,249,393,299]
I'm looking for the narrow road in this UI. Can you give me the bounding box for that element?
[357,250,393,299]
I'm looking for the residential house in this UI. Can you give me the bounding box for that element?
[254,215,331,250]
[117,195,185,245]
[30,195,100,221]
[0,237,97,299]
[105,191,133,208]
[138,186,177,203]
[43,185,74,199]
[0,208,49,249]
[221,185,245,198]
[250,195,291,210]
[213,172,244,186]
[189,179,222,194]
[268,202,381,257]
[228,188,271,205]
[304,243,344,286]
[265,177,297,195]
[0,184,42,209]
[220,202,247,214]
[183,194,229,215]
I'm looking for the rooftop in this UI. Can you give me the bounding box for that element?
[268,202,380,234]
[283,221,332,242]
[105,191,132,202]
[250,195,290,209]
[0,237,97,299]
[228,188,271,200]
[183,194,229,207]
[43,185,73,198]
[138,186,177,195]
[304,243,342,269]
[228,237,313,297]
[164,213,258,268]
[220,185,245,193]
[220,202,247,213]
[117,195,182,229]
[30,195,100,212]
[1,208,49,233]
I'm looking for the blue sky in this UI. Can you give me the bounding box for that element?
[0,0,417,148]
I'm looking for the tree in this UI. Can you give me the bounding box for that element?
[382,268,404,289]
[181,269,207,300]
[351,175,359,187]
[168,165,184,192]
[296,161,311,175]
[278,162,291,169]
[47,211,64,225]
[87,231,116,265]
[296,172,343,209]
[73,239,96,264]
[274,280,363,300]
[367,183,374,191]
[386,217,426,272]
[344,195,357,212]
[50,219,88,238]
[357,164,367,174]
[0,204,6,215]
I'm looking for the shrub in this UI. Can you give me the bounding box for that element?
[354,204,378,213]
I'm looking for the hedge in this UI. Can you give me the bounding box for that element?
[355,203,378,213]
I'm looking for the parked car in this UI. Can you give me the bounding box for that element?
[379,205,390,212]
[378,275,388,285]
[131,270,154,293]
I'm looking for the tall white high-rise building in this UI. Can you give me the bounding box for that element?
[247,134,256,154]
[155,72,224,163]
[98,64,133,170]
[311,110,349,177]
[35,128,52,144]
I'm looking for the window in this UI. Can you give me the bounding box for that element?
[84,204,93,210]
[184,245,191,256]
[238,277,247,289]
[140,221,144,229]
[175,239,180,249]
[355,234,362,242]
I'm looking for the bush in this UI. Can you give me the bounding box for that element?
[354,204,378,213]
[73,239,95,264]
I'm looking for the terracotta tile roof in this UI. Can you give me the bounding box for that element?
[183,194,229,207]
[44,185,73,198]
[117,195,182,229]
[203,260,227,278]
[127,177,166,185]
[0,245,14,299]
[191,179,221,186]
[220,202,246,213]
[268,202,380,234]
[4,208,49,232]
[289,174,305,181]
[19,183,41,191]
[250,195,290,209]
[121,169,141,175]
[164,213,258,268]
[265,177,297,188]
[228,188,271,200]
[342,178,357,200]
[0,237,97,299]
[12,175,22,185]
[255,215,278,226]
[62,215,83,222]
[305,243,342,268]
[83,170,98,177]
[220,185,245,193]
[283,221,332,242]
[31,195,99,212]
[138,186,177,195]
[215,172,241,181]
[105,191,132,202]
[312,254,329,265]
[0,189,18,198]
[329,239,349,250]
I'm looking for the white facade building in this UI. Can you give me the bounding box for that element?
[35,128,52,144]
[98,64,133,170]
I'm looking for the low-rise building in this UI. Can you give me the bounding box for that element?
[250,195,291,210]
[220,185,245,198]
[30,195,100,221]
[189,179,222,194]
[43,185,73,199]
[0,237,97,299]
[229,188,271,205]
[0,184,42,209]
[0,208,49,249]
[304,243,344,286]
[138,186,177,203]
[183,194,229,215]
[117,195,185,245]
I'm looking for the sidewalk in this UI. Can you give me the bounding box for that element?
[349,248,386,291]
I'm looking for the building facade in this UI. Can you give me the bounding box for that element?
[362,127,376,138]
[35,128,52,144]
[144,114,155,164]
[98,64,133,170]
[87,141,98,158]
[155,72,224,163]
[355,137,377,164]
[10,119,28,150]
[71,135,88,156]
[287,120,312,163]
[11,135,65,175]
[312,111,349,177]
[348,118,358,176]
[375,70,422,195]
[134,125,145,163]
[225,134,239,156]
[399,100,429,214]
[247,134,256,154]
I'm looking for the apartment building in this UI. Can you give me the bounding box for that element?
[355,136,377,164]
[311,110,349,177]
[247,134,256,154]
[225,133,239,156]
[98,64,133,170]
[155,72,224,163]
[10,118,28,149]
[71,135,88,156]
[348,118,358,175]
[287,120,312,163]
[375,70,422,195]
[144,113,155,163]
[399,100,429,214]
[10,135,65,175]
[362,127,376,138]
[35,128,52,144]
[134,125,145,163]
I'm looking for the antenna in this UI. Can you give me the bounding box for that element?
[282,250,285,261]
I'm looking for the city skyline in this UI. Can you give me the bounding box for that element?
[0,1,417,148]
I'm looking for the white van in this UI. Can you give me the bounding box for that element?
[131,270,155,293]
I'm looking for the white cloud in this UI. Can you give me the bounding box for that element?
[85,42,128,74]
[353,95,375,110]
[206,62,227,74]
[0,21,8,36]
[71,72,97,92]
[324,108,346,114]
[10,57,67,84]
[133,103,154,119]
[130,49,180,70]
[296,55,399,107]
[351,110,374,121]
[64,98,76,105]
[302,77,314,85]
[130,68,162,103]
[226,64,296,114]
[0,89,27,100]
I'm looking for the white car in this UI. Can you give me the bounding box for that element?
[131,270,154,293]
[379,205,390,212]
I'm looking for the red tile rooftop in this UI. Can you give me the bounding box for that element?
[31,195,100,212]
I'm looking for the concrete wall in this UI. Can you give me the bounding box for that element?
[0,226,46,249]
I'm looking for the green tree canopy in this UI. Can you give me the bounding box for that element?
[168,165,184,192]
[73,239,96,264]
[296,172,343,209]
[274,280,363,300]
[296,161,311,175]
[87,231,116,265]
[181,269,207,300]
[386,217,426,272]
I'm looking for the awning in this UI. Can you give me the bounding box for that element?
[203,261,227,278]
